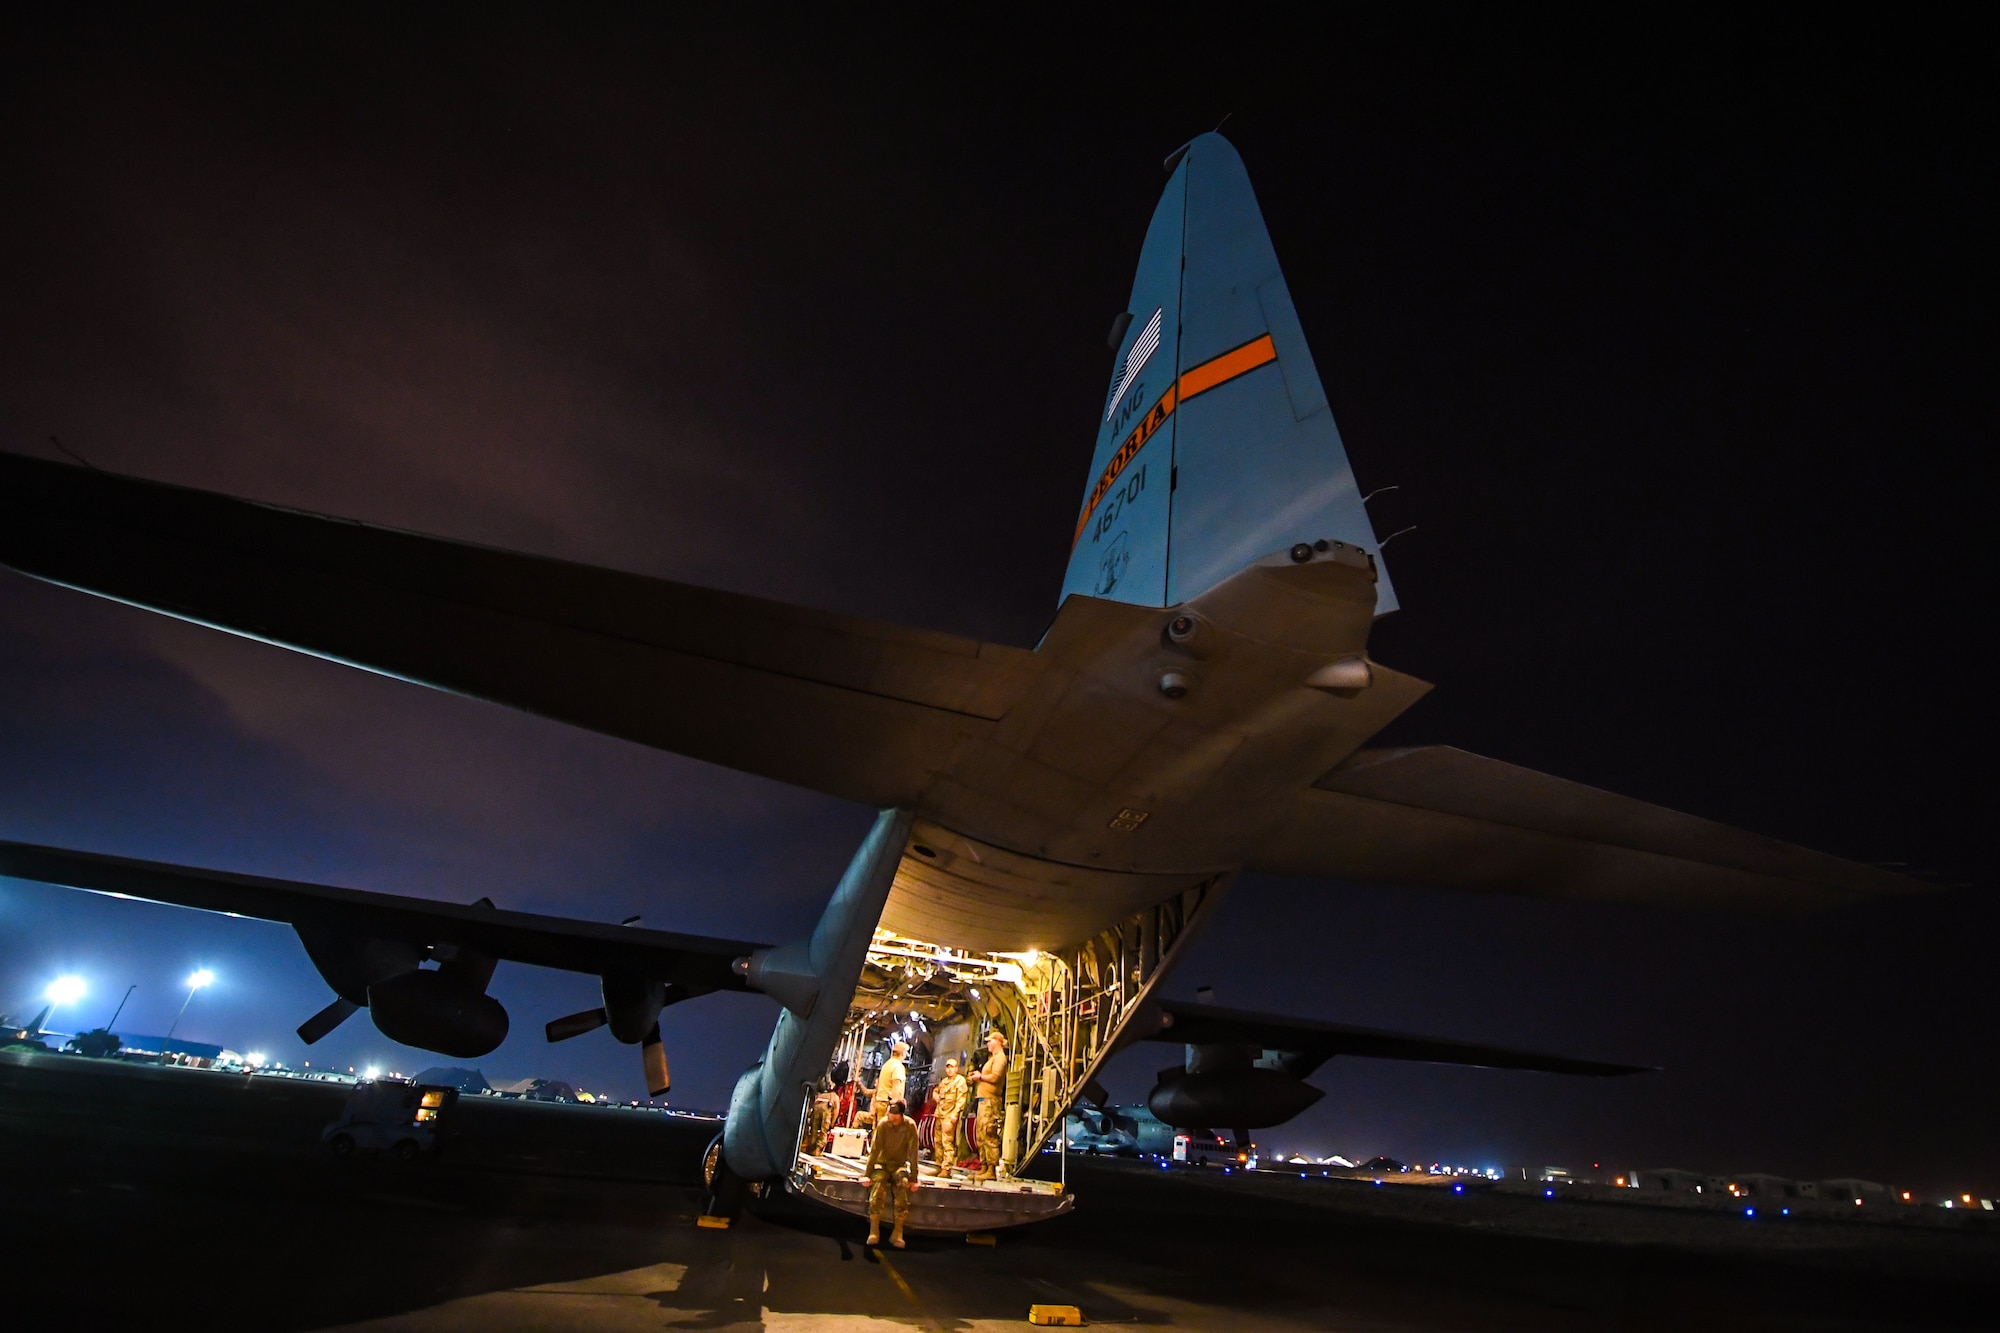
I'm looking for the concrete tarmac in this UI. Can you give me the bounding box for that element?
[3,1049,1994,1330]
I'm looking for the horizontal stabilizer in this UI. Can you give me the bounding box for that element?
[1253,746,1930,910]
[1142,998,1651,1080]
[0,452,1038,807]
[0,837,765,991]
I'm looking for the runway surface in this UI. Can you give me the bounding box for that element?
[3,1049,1993,1330]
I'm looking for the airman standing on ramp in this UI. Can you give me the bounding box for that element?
[931,1056,968,1166]
[969,1031,1009,1180]
[864,1099,919,1248]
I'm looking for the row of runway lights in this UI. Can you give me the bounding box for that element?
[1146,1156,1974,1219]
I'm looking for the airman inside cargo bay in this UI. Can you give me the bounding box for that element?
[969,1031,1009,1180]
[931,1055,967,1166]
[856,1039,908,1130]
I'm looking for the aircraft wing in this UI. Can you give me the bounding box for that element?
[0,837,765,992]
[1141,998,1651,1080]
[0,452,1042,807]
[1253,746,1927,910]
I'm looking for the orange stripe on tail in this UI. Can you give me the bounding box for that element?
[1178,333,1276,401]
[1070,334,1280,551]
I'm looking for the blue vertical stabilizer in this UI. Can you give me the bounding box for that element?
[1061,153,1188,606]
[1061,133,1395,614]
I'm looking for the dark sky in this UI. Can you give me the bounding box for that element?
[2,12,1992,1190]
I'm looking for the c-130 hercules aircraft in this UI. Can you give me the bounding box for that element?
[0,132,1921,1230]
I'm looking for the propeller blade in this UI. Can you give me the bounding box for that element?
[641,1020,670,1097]
[545,1007,609,1043]
[297,997,360,1045]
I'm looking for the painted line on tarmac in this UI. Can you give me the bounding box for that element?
[873,1248,945,1332]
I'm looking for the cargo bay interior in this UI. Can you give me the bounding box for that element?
[803,930,1031,1182]
[787,876,1222,1226]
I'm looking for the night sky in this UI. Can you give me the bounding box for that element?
[2,13,1992,1191]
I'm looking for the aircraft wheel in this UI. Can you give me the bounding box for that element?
[702,1133,725,1190]
[326,1133,356,1158]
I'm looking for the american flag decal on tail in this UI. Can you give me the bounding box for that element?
[1104,307,1162,422]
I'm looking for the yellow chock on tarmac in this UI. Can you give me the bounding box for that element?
[1028,1304,1085,1326]
[696,1214,731,1229]
[965,1231,997,1245]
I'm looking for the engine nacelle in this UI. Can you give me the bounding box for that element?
[296,923,509,1058]
[1146,1067,1324,1130]
[295,926,422,1005]
[601,975,667,1044]
[368,970,510,1058]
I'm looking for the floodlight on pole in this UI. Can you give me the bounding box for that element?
[43,975,86,1033]
[163,968,215,1050]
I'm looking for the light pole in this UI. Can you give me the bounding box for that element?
[163,969,213,1057]
[104,983,137,1032]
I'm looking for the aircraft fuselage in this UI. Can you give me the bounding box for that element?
[881,539,1427,953]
